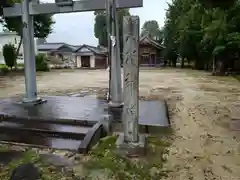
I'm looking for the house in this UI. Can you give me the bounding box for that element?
[139,36,165,67]
[37,42,108,69]
[0,31,38,65]
[75,44,108,68]
[37,42,78,67]
[37,42,77,60]
[36,36,165,69]
[0,32,24,65]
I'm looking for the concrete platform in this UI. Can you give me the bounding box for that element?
[0,96,170,127]
[0,95,169,151]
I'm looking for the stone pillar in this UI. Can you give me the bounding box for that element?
[122,16,140,142]
[90,55,95,68]
[77,56,82,68]
[116,16,146,155]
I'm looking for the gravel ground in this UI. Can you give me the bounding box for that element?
[0,68,239,180]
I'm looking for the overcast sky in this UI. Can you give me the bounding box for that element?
[33,0,170,45]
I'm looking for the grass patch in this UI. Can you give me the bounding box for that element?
[234,75,240,82]
[83,136,171,180]
[0,149,77,180]
[0,64,7,69]
[0,64,24,69]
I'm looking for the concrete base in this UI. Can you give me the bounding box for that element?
[115,133,147,157]
[21,97,47,105]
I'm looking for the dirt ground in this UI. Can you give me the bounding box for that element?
[0,68,239,180]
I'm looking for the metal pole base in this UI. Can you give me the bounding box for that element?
[22,97,47,105]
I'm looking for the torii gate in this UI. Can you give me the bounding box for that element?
[3,0,143,105]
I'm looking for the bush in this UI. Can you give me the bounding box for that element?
[35,54,50,71]
[2,43,16,70]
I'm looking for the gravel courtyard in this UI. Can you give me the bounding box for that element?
[0,68,239,180]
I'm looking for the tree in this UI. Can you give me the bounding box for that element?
[198,0,237,9]
[141,20,163,43]
[94,9,130,55]
[1,0,54,64]
[163,0,240,74]
[0,0,16,16]
[3,15,54,57]
[3,43,16,70]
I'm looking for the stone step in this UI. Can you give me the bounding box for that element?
[0,122,89,140]
[0,121,105,153]
[0,113,97,127]
[0,134,82,151]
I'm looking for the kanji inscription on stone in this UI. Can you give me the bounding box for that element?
[123,16,140,143]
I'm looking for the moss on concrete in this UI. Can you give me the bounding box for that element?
[83,135,171,180]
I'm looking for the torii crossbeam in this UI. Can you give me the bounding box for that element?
[4,0,142,17]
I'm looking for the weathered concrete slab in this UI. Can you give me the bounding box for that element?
[139,100,169,127]
[0,96,106,123]
[0,95,169,151]
[0,96,169,127]
[0,134,82,151]
[0,122,90,134]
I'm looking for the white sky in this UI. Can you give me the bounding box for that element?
[4,0,170,46]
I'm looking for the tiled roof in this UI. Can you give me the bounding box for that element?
[140,36,165,49]
[37,42,79,52]
[37,42,107,54]
[38,43,65,51]
[75,44,107,55]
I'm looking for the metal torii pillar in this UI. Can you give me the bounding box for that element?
[22,0,39,103]
[3,0,143,104]
[107,0,123,108]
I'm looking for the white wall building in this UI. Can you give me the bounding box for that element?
[0,32,38,65]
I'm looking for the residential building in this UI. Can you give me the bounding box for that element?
[75,44,108,68]
[0,31,38,65]
[36,36,165,69]
[37,42,108,68]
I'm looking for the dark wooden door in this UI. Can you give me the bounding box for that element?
[81,56,90,67]
[95,58,107,68]
[141,55,150,66]
[150,54,156,66]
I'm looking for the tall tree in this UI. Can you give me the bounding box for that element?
[94,9,130,55]
[163,0,240,74]
[1,0,54,60]
[141,20,163,43]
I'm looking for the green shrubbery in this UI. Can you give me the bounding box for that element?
[35,54,49,71]
[2,43,16,70]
